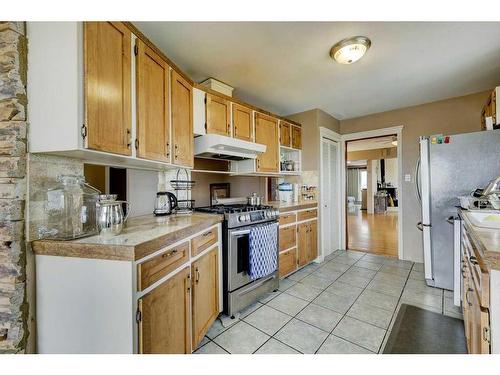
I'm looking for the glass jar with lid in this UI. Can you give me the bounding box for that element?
[39,175,101,240]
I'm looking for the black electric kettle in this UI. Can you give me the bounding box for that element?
[154,192,178,216]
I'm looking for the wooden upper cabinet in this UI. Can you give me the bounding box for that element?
[291,125,302,149]
[138,266,191,354]
[84,22,132,156]
[136,39,170,162]
[255,113,279,173]
[280,121,291,147]
[206,93,231,136]
[171,70,194,168]
[191,247,219,349]
[232,103,253,141]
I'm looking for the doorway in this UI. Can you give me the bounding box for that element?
[345,134,399,257]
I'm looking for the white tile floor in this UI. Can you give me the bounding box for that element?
[195,249,463,354]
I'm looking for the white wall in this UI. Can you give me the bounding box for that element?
[127,169,158,217]
[385,158,398,187]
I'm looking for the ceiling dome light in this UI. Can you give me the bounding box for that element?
[330,36,371,64]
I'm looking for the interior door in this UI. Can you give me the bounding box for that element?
[255,113,279,173]
[84,22,132,156]
[206,93,230,136]
[321,137,340,257]
[138,266,191,354]
[192,247,219,349]
[171,70,194,167]
[136,39,170,162]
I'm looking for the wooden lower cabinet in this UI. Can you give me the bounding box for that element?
[297,222,309,267]
[308,220,318,262]
[191,247,219,349]
[138,266,191,354]
[279,248,297,278]
[279,225,296,252]
[297,220,318,268]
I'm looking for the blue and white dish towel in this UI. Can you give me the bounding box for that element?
[248,222,278,280]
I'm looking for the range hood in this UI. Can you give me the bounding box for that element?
[194,134,266,161]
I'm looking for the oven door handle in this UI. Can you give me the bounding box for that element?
[230,229,251,236]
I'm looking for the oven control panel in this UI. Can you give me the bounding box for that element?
[230,209,279,228]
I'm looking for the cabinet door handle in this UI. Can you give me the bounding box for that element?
[465,287,473,306]
[186,274,191,293]
[126,129,131,148]
[469,256,479,265]
[195,268,200,284]
[161,249,178,259]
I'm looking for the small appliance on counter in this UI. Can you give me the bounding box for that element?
[38,175,101,240]
[154,191,178,216]
[97,195,130,237]
[278,183,293,203]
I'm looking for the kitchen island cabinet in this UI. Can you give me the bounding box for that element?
[32,213,223,354]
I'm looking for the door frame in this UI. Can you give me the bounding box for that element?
[318,127,342,261]
[340,125,404,260]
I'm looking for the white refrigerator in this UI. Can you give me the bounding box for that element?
[417,130,500,296]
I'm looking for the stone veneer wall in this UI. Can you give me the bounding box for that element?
[0,22,28,353]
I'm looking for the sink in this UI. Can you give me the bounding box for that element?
[466,211,500,229]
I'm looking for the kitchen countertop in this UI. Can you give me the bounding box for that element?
[31,212,223,261]
[460,210,500,270]
[266,200,318,213]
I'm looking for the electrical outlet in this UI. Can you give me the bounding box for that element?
[404,174,411,182]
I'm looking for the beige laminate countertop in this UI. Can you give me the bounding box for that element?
[460,210,500,270]
[32,212,223,262]
[266,200,318,213]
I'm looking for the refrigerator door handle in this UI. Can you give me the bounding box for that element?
[416,221,423,231]
[453,217,462,306]
[414,157,421,203]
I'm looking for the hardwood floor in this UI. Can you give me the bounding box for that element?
[347,206,398,257]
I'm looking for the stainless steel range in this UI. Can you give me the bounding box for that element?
[196,204,280,317]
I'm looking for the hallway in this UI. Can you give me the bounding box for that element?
[348,206,398,257]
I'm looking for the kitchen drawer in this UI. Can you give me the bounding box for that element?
[297,209,317,221]
[279,225,296,251]
[137,241,190,291]
[463,231,490,308]
[279,212,296,226]
[191,227,218,257]
[279,248,297,278]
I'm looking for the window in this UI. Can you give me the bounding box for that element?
[360,170,367,190]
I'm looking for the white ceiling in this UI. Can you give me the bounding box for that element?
[135,22,500,120]
[347,135,396,151]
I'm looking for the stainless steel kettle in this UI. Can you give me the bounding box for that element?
[154,191,178,216]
